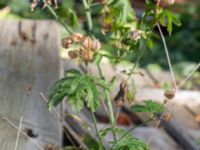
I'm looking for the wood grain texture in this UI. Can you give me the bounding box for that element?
[0,19,62,150]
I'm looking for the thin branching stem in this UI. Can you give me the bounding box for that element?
[146,24,177,145]
[82,0,93,33]
[4,117,43,150]
[84,61,105,149]
[97,63,117,143]
[14,116,23,150]
[42,0,73,35]
[177,62,200,89]
[125,32,152,83]
[39,93,87,149]
[114,32,152,123]
[105,91,117,142]
[114,116,155,145]
[147,26,200,145]
[157,24,177,90]
[91,111,105,150]
[147,118,161,144]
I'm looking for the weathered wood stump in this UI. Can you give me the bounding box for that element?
[0,20,62,150]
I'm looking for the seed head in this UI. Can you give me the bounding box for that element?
[79,48,94,62]
[68,50,79,59]
[164,89,175,99]
[92,39,101,50]
[81,37,93,50]
[71,33,84,42]
[62,37,73,49]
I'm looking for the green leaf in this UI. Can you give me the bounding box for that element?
[111,128,149,150]
[147,39,153,49]
[48,69,105,112]
[131,100,164,114]
[89,76,111,91]
[159,13,166,26]
[84,77,100,112]
[167,14,173,36]
[172,15,182,27]
[162,10,181,35]
[65,69,82,78]
[69,96,84,112]
[68,76,85,94]
[99,127,114,139]
[68,8,78,27]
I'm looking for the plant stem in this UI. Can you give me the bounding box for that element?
[42,0,73,35]
[90,2,101,7]
[116,116,154,143]
[4,117,43,150]
[177,62,200,89]
[157,24,177,90]
[91,111,105,150]
[82,0,93,33]
[97,63,117,143]
[125,32,152,83]
[14,116,23,150]
[105,91,117,142]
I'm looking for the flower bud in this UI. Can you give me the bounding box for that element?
[81,37,93,49]
[62,37,73,49]
[71,33,84,42]
[68,50,78,59]
[92,39,101,50]
[80,48,94,62]
[164,89,175,99]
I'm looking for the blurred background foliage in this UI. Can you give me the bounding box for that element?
[139,1,200,68]
[0,0,199,89]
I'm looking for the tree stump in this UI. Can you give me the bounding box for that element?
[0,20,62,150]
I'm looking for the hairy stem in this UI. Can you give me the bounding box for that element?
[82,0,93,33]
[116,116,154,143]
[91,111,105,150]
[157,24,177,90]
[126,32,152,82]
[97,63,117,142]
[42,0,72,34]
[177,62,200,89]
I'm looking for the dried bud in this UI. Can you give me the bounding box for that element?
[68,50,79,59]
[154,0,175,7]
[129,30,142,41]
[92,39,101,50]
[62,37,73,49]
[114,82,128,107]
[71,33,84,42]
[80,48,94,62]
[164,89,175,99]
[81,37,93,50]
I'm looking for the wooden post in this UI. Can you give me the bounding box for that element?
[0,20,62,150]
